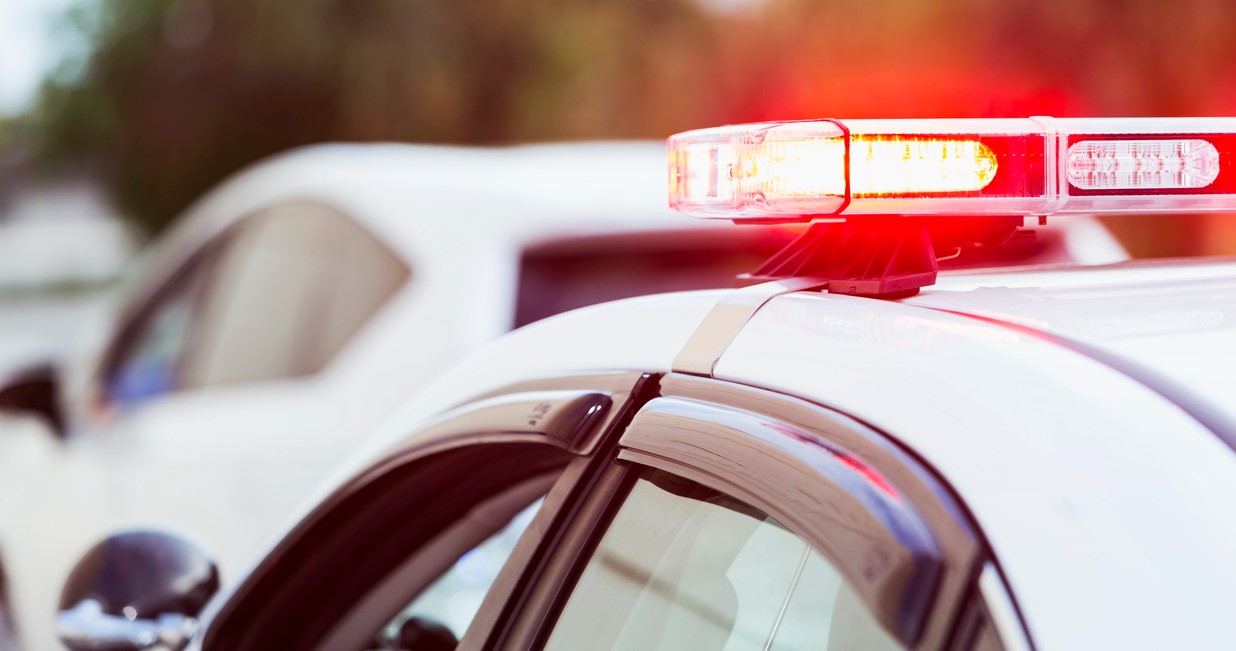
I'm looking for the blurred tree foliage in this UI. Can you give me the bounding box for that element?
[29,0,724,235]
[26,0,1236,240]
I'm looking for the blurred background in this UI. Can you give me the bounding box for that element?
[2,0,1236,350]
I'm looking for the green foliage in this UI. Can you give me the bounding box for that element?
[27,0,719,235]
[24,0,1236,238]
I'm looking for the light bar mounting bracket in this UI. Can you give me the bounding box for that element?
[739,216,1024,298]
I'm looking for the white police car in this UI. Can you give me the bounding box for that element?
[50,118,1236,651]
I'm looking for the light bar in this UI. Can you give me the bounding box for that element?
[668,117,1236,220]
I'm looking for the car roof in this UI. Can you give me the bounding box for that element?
[716,265,1236,650]
[356,258,1236,650]
[911,257,1236,437]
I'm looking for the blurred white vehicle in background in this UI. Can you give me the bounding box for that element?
[0,141,1125,650]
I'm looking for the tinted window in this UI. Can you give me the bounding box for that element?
[545,469,902,651]
[514,228,800,328]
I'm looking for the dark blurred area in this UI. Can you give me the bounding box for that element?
[4,0,1236,251]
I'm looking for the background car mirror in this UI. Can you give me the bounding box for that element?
[0,361,66,438]
[58,530,220,651]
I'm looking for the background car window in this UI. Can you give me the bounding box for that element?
[184,202,408,387]
[104,202,408,405]
[513,228,799,328]
[545,469,902,651]
[105,242,220,405]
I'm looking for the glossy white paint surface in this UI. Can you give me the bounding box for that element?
[715,288,1236,649]
[915,259,1236,429]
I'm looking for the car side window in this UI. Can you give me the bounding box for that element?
[104,202,409,406]
[184,202,409,388]
[105,241,221,405]
[544,468,903,651]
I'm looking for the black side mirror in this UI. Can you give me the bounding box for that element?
[0,362,65,438]
[58,530,220,651]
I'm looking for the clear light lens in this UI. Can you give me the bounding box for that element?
[850,136,998,196]
[669,121,848,217]
[670,141,737,207]
[735,135,847,199]
[1067,139,1220,190]
[734,136,999,198]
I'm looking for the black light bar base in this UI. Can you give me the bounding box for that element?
[739,216,1023,298]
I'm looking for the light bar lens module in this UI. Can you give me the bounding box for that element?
[1066,139,1220,190]
[850,136,999,195]
[668,117,1236,220]
[670,121,849,217]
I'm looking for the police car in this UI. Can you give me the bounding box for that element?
[50,118,1236,651]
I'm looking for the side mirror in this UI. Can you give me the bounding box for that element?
[58,531,220,651]
[0,362,66,438]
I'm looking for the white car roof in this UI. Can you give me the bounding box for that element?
[367,258,1236,651]
[911,258,1236,437]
